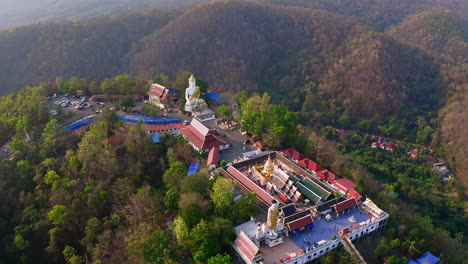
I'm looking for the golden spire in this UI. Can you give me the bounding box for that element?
[189,74,196,83]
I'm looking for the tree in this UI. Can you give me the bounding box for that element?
[234,192,258,220]
[218,105,232,121]
[210,177,235,216]
[119,96,135,109]
[139,229,176,264]
[48,205,70,226]
[162,161,187,191]
[180,203,204,230]
[164,188,179,210]
[207,253,232,264]
[173,216,189,245]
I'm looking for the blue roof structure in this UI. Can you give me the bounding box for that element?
[65,116,94,131]
[408,258,420,264]
[168,88,179,94]
[416,251,441,264]
[116,115,180,125]
[187,162,200,176]
[148,134,160,143]
[204,92,220,102]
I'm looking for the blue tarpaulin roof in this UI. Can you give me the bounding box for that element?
[117,115,180,125]
[65,116,94,131]
[66,115,180,131]
[148,134,160,143]
[204,92,220,102]
[416,251,441,264]
[407,258,420,264]
[187,162,200,176]
[168,88,179,94]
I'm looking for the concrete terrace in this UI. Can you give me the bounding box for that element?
[289,207,372,250]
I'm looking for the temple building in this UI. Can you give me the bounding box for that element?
[180,118,230,152]
[217,150,389,264]
[148,83,170,109]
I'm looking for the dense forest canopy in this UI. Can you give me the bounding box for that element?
[0,0,207,29]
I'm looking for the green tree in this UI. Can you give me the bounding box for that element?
[119,96,135,109]
[48,205,70,226]
[180,203,204,230]
[218,105,232,121]
[207,253,232,264]
[164,188,179,210]
[234,192,258,220]
[162,161,187,191]
[210,177,235,215]
[139,229,176,264]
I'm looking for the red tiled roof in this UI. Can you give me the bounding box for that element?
[298,158,325,173]
[180,119,230,151]
[347,189,362,201]
[282,148,306,161]
[287,215,313,231]
[371,142,378,146]
[148,84,169,99]
[147,123,186,132]
[333,178,356,193]
[318,170,337,183]
[411,152,420,157]
[427,155,438,163]
[207,146,220,166]
[102,133,126,147]
[235,231,259,262]
[386,143,396,149]
[334,198,357,213]
[227,166,274,205]
[255,140,268,150]
[278,192,289,203]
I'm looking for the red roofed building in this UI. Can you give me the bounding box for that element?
[233,231,261,263]
[333,178,357,193]
[371,142,378,148]
[147,123,186,136]
[282,148,306,162]
[298,158,325,174]
[347,189,362,201]
[385,143,396,151]
[102,133,126,149]
[411,152,420,158]
[287,215,314,231]
[207,146,220,168]
[255,140,268,151]
[334,198,357,213]
[148,83,170,108]
[227,166,274,206]
[180,118,230,152]
[427,155,438,164]
[318,170,337,184]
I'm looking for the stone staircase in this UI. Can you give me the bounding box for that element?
[342,235,368,264]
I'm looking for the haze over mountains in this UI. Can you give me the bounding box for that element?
[0,0,466,183]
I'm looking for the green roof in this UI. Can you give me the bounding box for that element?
[288,173,300,184]
[303,178,331,200]
[295,182,321,204]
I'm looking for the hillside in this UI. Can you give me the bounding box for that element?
[0,9,180,94]
[0,0,206,30]
[386,8,468,187]
[267,0,467,31]
[130,0,442,119]
[387,8,468,64]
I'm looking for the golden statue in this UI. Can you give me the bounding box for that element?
[267,200,280,230]
[185,75,201,105]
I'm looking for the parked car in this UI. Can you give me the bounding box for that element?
[183,120,189,125]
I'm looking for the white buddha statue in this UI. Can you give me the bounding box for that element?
[184,75,206,112]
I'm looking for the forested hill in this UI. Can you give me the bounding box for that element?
[267,0,467,31]
[130,0,441,119]
[0,9,180,94]
[0,0,206,30]
[386,8,468,187]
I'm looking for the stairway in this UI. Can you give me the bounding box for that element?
[342,235,368,264]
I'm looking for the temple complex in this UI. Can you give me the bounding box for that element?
[218,150,389,264]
